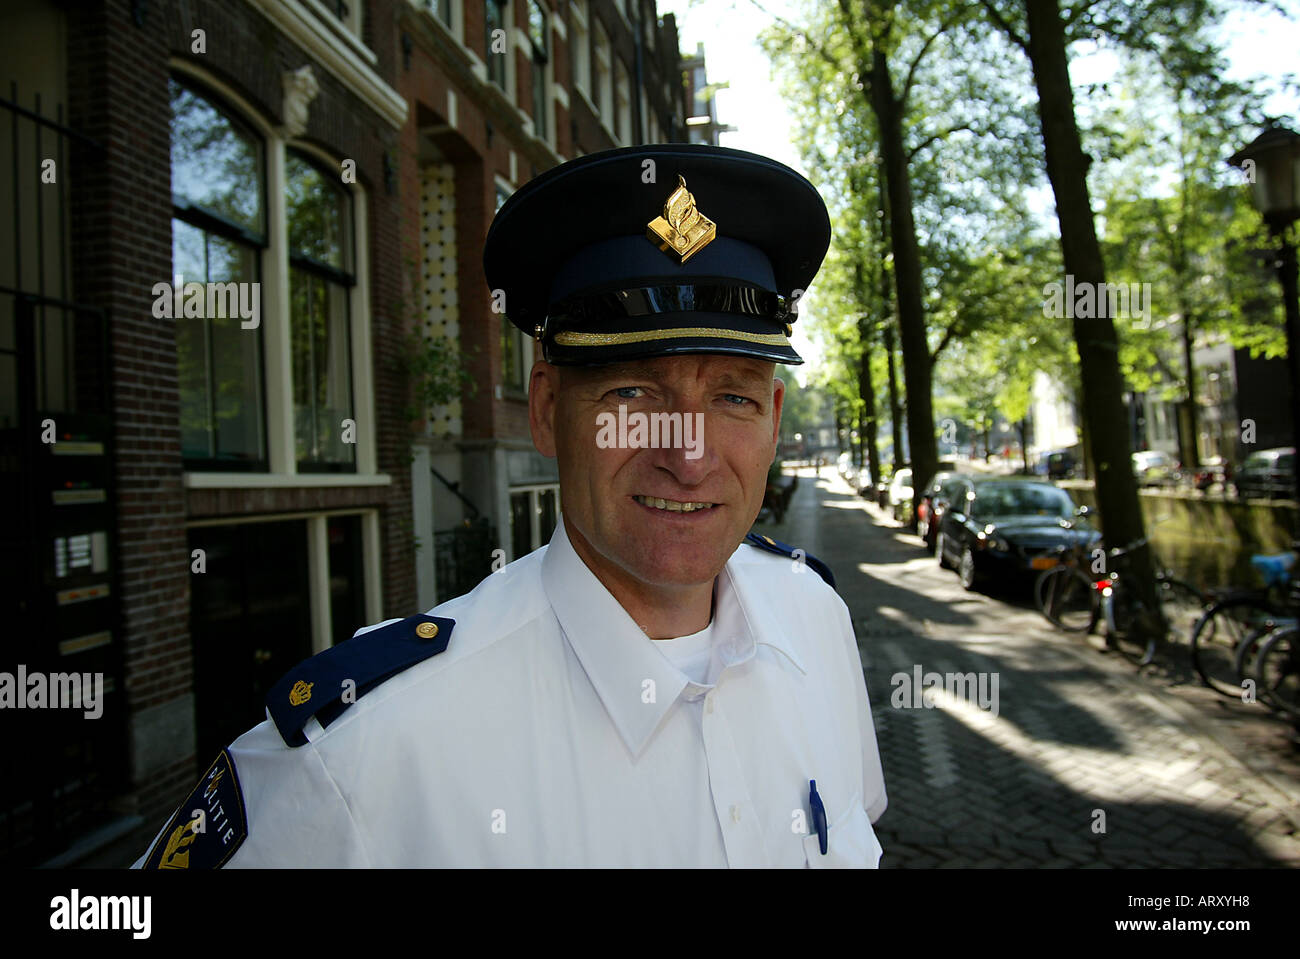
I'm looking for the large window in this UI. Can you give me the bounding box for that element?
[170,78,267,470]
[528,0,549,141]
[287,151,356,472]
[486,0,508,90]
[170,74,372,479]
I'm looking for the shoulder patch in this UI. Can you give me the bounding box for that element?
[743,532,836,589]
[267,613,455,747]
[143,749,247,869]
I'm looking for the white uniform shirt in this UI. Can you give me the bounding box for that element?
[136,516,887,867]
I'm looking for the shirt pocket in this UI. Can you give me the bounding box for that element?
[802,794,883,868]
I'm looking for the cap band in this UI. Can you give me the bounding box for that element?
[553,326,793,348]
[546,283,793,329]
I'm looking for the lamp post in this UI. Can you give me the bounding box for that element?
[1228,126,1300,507]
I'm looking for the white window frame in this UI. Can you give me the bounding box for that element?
[170,60,384,488]
[187,508,383,652]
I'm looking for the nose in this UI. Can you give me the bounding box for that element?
[643,408,716,486]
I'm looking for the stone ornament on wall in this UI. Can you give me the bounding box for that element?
[281,65,320,139]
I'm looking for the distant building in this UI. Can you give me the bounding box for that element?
[681,42,734,145]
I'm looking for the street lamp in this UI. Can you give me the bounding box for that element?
[1228,125,1300,506]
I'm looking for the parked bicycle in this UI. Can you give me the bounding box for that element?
[1035,537,1100,633]
[1189,550,1299,700]
[1099,538,1204,666]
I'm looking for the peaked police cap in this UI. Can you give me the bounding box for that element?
[483,144,831,366]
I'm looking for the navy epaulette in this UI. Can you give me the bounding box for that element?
[267,613,455,747]
[743,532,836,589]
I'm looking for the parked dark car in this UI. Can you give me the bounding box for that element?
[916,471,971,554]
[936,477,1099,591]
[1044,449,1077,480]
[1234,447,1295,500]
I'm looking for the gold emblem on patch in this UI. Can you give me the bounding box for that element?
[415,621,439,639]
[158,816,200,869]
[289,680,314,706]
[647,175,716,263]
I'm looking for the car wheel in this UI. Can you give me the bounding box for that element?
[937,532,953,570]
[959,546,979,591]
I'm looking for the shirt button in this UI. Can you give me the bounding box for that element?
[730,804,741,823]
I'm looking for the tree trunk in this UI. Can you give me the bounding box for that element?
[858,321,883,488]
[1182,314,1199,472]
[884,322,904,475]
[1024,0,1160,628]
[869,46,936,529]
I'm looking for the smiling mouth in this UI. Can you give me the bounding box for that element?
[633,495,717,513]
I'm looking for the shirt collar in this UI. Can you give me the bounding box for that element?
[541,516,806,757]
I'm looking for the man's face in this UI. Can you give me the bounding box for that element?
[530,353,785,596]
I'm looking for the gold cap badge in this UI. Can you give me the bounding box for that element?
[415,621,439,639]
[289,680,314,706]
[647,175,716,263]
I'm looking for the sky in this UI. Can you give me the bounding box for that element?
[654,0,1300,379]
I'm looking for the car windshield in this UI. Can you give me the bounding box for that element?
[972,484,1073,520]
[1243,453,1269,470]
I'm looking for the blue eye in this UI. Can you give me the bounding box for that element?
[724,394,752,405]
[613,386,643,399]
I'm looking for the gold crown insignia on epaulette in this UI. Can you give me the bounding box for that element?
[289,680,313,706]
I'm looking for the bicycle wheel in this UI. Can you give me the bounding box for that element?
[1105,582,1156,665]
[1233,620,1294,693]
[1035,565,1096,632]
[1190,597,1282,698]
[1156,577,1205,647]
[1252,625,1300,718]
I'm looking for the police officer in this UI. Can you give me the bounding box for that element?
[134,144,887,868]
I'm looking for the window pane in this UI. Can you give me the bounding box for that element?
[207,235,265,463]
[486,0,507,87]
[286,152,350,272]
[529,1,547,49]
[291,267,355,469]
[169,79,264,238]
[538,488,557,544]
[175,220,265,465]
[174,220,211,458]
[510,491,532,559]
[328,515,366,647]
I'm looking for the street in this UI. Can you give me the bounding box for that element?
[754,466,1300,867]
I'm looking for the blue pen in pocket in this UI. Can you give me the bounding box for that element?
[809,780,828,855]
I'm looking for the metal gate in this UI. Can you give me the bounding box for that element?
[0,84,124,865]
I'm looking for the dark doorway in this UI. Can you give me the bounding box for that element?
[189,520,312,760]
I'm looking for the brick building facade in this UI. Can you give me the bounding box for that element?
[1,0,691,865]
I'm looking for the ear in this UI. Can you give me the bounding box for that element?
[770,375,786,448]
[530,361,561,458]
